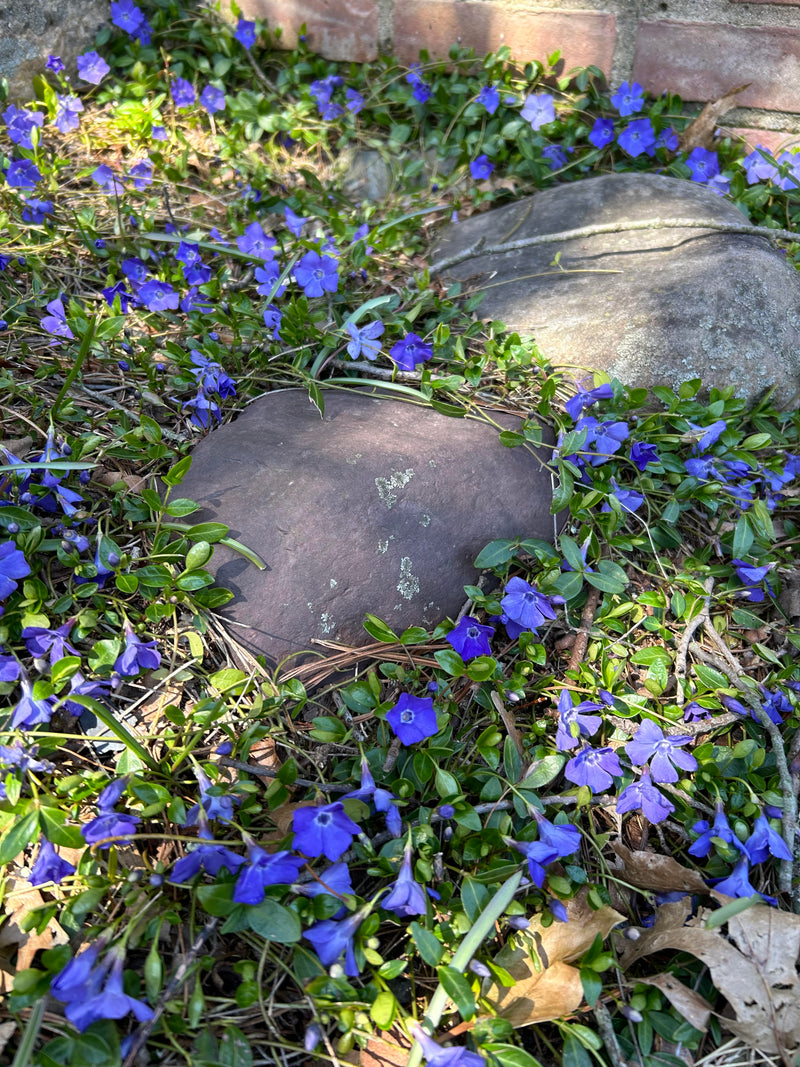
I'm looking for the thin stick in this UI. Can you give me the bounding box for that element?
[429,215,799,275]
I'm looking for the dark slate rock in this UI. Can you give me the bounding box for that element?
[178,387,556,667]
[431,172,800,407]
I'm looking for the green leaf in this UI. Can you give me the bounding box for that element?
[732,514,754,559]
[370,990,398,1029]
[503,736,522,783]
[522,753,565,788]
[435,766,459,798]
[410,922,443,966]
[247,899,302,942]
[163,455,192,486]
[363,614,398,643]
[219,1026,253,1067]
[461,876,489,924]
[579,967,603,1007]
[563,1034,594,1067]
[474,539,515,569]
[559,535,585,572]
[196,883,238,917]
[0,810,38,865]
[434,648,466,676]
[436,965,476,1020]
[482,1045,545,1067]
[694,663,729,689]
[186,522,228,543]
[705,894,763,929]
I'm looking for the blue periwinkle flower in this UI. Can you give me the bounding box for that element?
[345,757,402,836]
[76,51,110,84]
[184,766,238,825]
[616,769,674,824]
[520,93,555,130]
[29,836,76,886]
[346,319,384,360]
[611,81,645,116]
[389,332,432,371]
[0,540,31,599]
[409,1021,486,1066]
[500,576,556,633]
[469,154,494,180]
[382,845,427,917]
[55,942,154,1031]
[588,117,614,148]
[303,909,366,976]
[54,94,83,133]
[745,813,792,864]
[555,689,602,751]
[565,745,622,793]
[445,616,494,661]
[625,719,697,784]
[115,624,161,676]
[171,77,196,109]
[233,844,304,904]
[10,677,57,728]
[386,693,438,745]
[234,18,257,49]
[236,221,275,260]
[476,85,500,114]
[296,861,353,918]
[689,802,748,859]
[293,801,360,861]
[617,118,655,158]
[295,251,339,298]
[711,857,777,907]
[686,147,720,183]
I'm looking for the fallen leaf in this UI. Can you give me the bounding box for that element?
[618,896,800,1056]
[678,85,751,152]
[481,890,625,1026]
[639,972,712,1032]
[0,876,69,972]
[610,842,708,895]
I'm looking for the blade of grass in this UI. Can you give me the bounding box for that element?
[67,694,160,772]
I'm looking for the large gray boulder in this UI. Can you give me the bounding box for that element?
[432,173,800,407]
[178,387,556,668]
[2,0,107,102]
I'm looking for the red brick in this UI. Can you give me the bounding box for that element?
[235,0,379,62]
[721,127,800,153]
[393,2,615,75]
[634,21,800,111]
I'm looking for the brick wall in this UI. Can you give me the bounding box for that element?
[236,0,800,150]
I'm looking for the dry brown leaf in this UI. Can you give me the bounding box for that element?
[95,469,147,492]
[639,972,713,1032]
[481,890,624,1026]
[618,897,800,1056]
[611,842,708,895]
[678,84,751,152]
[314,1026,411,1067]
[0,1021,18,1056]
[0,876,69,972]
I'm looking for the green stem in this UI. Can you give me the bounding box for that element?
[11,996,44,1067]
[407,869,523,1066]
[51,315,96,421]
[66,693,160,772]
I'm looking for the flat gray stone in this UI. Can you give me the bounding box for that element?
[432,172,800,407]
[2,0,108,102]
[178,387,556,667]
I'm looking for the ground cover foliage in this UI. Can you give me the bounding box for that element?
[2,2,800,1065]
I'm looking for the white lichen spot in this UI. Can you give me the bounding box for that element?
[330,578,337,588]
[377,540,389,554]
[397,556,419,600]
[320,612,335,634]
[420,514,431,528]
[375,468,414,509]
[345,452,363,465]
[429,459,436,468]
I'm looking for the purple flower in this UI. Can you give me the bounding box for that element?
[775,150,800,191]
[616,769,674,824]
[345,88,365,113]
[476,84,500,115]
[310,74,343,107]
[129,159,153,189]
[625,719,697,784]
[233,844,304,904]
[587,419,629,465]
[41,295,74,341]
[182,389,221,428]
[81,808,140,847]
[389,332,433,371]
[445,616,494,661]
[3,105,44,149]
[743,145,778,185]
[0,539,31,599]
[254,261,286,298]
[61,943,154,1031]
[731,558,774,602]
[22,198,53,225]
[93,165,124,194]
[382,844,427,917]
[114,624,161,676]
[234,18,257,49]
[469,154,494,180]
[76,51,110,85]
[189,352,236,398]
[111,1,149,39]
[5,159,42,189]
[711,857,777,907]
[303,909,366,976]
[200,84,226,114]
[138,280,179,312]
[611,81,645,116]
[500,576,557,633]
[171,77,196,109]
[46,55,65,74]
[656,127,679,151]
[103,281,132,312]
[588,117,614,149]
[521,93,555,130]
[293,802,360,861]
[555,689,602,751]
[564,382,613,421]
[630,441,659,470]
[284,205,307,236]
[29,836,76,886]
[683,701,711,723]
[345,757,402,836]
[55,94,84,133]
[62,671,113,716]
[170,830,245,883]
[295,251,338,298]
[746,812,792,864]
[345,319,384,360]
[601,478,644,515]
[0,654,21,684]
[406,65,432,105]
[296,861,354,917]
[565,746,622,793]
[686,147,720,184]
[386,693,438,745]
[22,620,77,662]
[542,144,570,170]
[152,125,167,140]
[184,766,237,825]
[617,118,656,158]
[236,221,275,260]
[689,803,748,859]
[409,1023,486,1067]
